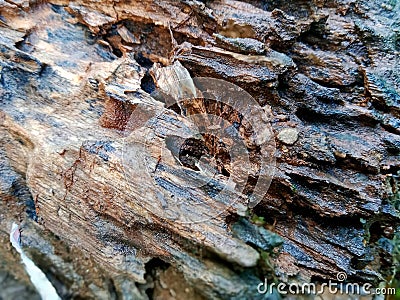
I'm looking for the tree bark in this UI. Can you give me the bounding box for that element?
[0,0,399,299]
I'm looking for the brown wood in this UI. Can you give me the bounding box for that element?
[0,0,399,298]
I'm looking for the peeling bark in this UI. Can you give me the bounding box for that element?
[0,0,399,299]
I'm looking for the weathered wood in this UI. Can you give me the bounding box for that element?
[0,0,399,299]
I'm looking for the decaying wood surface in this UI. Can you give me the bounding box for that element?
[0,0,399,299]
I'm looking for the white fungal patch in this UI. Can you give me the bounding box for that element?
[10,223,61,300]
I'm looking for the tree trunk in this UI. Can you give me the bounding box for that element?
[0,0,399,299]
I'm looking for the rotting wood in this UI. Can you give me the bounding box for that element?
[0,0,399,299]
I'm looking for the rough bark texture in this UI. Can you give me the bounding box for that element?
[0,0,399,299]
